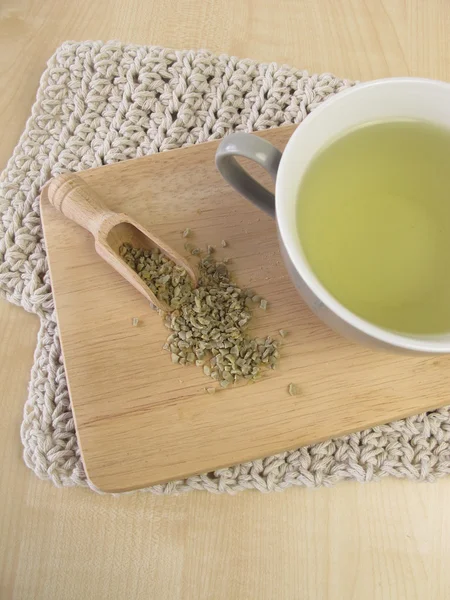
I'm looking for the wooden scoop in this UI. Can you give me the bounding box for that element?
[47,173,197,312]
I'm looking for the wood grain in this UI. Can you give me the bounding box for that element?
[42,125,450,493]
[46,173,197,311]
[3,0,450,597]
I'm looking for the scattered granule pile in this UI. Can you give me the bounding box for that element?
[120,243,280,388]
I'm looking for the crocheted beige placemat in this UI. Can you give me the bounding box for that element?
[1,41,449,494]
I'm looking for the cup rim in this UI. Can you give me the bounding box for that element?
[276,76,450,353]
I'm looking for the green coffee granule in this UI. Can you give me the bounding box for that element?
[288,383,300,396]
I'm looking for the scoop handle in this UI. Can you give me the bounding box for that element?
[47,173,114,237]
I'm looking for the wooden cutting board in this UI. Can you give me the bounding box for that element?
[41,125,450,493]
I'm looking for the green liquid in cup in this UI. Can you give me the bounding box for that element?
[297,120,450,334]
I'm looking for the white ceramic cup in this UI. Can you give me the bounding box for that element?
[216,77,450,353]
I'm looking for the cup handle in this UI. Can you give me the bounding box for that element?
[215,133,282,218]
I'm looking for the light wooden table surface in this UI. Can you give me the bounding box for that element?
[1,1,450,598]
